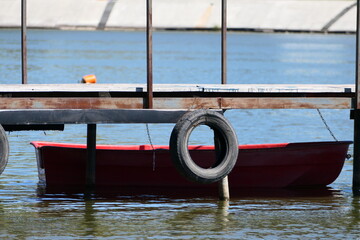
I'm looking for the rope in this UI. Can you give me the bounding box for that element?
[316,109,338,141]
[146,124,156,171]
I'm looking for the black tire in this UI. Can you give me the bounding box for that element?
[0,124,9,175]
[169,109,238,184]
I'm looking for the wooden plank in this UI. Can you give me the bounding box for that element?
[219,97,352,109]
[199,84,354,93]
[0,84,201,93]
[0,97,352,110]
[0,84,355,93]
[0,98,144,109]
[155,97,351,109]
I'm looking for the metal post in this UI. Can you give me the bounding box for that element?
[21,0,27,84]
[353,113,360,196]
[86,124,97,188]
[353,0,360,196]
[146,0,153,109]
[221,0,227,84]
[219,2,229,199]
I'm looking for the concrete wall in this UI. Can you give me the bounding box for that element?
[0,0,356,33]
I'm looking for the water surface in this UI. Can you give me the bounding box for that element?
[0,30,359,239]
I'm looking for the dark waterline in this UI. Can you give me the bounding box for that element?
[0,30,359,239]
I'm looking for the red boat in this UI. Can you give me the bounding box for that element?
[31,141,352,194]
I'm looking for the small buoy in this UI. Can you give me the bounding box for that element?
[81,74,97,84]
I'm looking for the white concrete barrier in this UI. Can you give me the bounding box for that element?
[0,0,356,32]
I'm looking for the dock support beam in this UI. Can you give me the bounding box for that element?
[353,111,360,195]
[86,124,97,192]
[214,127,230,201]
[354,0,360,196]
[218,176,230,201]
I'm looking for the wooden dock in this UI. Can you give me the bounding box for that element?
[1,0,360,198]
[0,83,353,126]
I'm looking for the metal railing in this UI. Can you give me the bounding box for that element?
[21,0,27,84]
[19,0,228,107]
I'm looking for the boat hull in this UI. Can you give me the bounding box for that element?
[31,141,352,191]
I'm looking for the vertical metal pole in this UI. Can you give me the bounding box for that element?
[146,0,153,109]
[21,0,27,84]
[219,3,230,200]
[354,115,360,196]
[86,124,97,188]
[353,0,360,196]
[221,0,227,85]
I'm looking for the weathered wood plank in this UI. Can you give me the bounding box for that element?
[220,98,352,109]
[0,84,355,93]
[154,97,352,109]
[0,97,352,109]
[0,98,144,109]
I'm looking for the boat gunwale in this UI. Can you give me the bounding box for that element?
[30,140,353,152]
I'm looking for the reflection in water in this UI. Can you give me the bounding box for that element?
[82,200,97,238]
[216,200,230,232]
[0,186,359,239]
[25,186,356,238]
[349,197,360,231]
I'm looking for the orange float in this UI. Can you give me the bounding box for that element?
[81,74,97,84]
